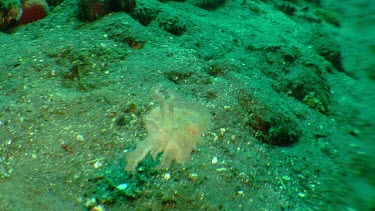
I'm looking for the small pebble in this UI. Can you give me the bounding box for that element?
[76,134,85,142]
[212,156,218,164]
[117,183,128,190]
[163,173,171,180]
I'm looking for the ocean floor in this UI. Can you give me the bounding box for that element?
[0,0,375,210]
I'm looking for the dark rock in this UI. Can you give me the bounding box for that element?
[192,0,226,10]
[159,17,186,36]
[77,0,110,22]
